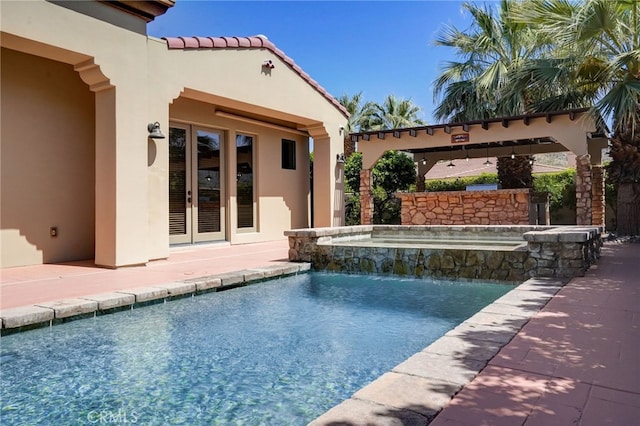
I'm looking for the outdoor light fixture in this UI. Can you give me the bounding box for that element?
[528,142,535,165]
[511,146,516,159]
[483,146,493,166]
[421,156,426,165]
[336,153,346,164]
[147,122,165,139]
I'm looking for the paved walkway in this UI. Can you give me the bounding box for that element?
[0,240,290,310]
[431,241,640,426]
[1,239,638,425]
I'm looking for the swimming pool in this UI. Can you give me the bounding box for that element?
[0,272,512,425]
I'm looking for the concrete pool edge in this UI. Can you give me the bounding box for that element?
[308,276,568,425]
[0,262,311,335]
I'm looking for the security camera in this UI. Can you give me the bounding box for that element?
[262,60,275,69]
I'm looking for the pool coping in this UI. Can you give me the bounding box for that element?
[0,262,310,335]
[308,276,568,425]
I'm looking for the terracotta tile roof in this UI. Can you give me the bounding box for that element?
[162,35,348,118]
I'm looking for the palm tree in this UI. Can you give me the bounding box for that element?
[337,92,375,158]
[433,0,544,187]
[512,0,640,233]
[362,95,425,130]
[433,0,546,122]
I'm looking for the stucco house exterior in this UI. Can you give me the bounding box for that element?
[1,0,348,268]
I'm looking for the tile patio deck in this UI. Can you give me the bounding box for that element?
[1,239,638,425]
[428,240,640,426]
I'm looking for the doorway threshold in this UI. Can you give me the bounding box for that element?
[170,241,231,252]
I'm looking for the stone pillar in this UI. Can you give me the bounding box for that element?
[591,165,605,227]
[415,173,425,192]
[360,169,374,225]
[575,154,592,226]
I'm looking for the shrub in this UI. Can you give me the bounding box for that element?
[532,169,576,213]
[424,173,499,192]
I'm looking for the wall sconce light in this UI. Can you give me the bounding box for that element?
[510,146,516,159]
[421,156,426,165]
[336,153,346,164]
[147,122,165,139]
[262,59,275,69]
[339,126,345,135]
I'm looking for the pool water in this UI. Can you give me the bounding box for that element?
[0,272,512,425]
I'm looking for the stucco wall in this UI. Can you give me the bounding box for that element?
[397,189,531,226]
[1,0,346,268]
[1,48,95,267]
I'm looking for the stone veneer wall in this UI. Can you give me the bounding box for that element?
[397,189,531,226]
[286,225,602,281]
[591,165,605,227]
[575,154,593,226]
[359,169,374,225]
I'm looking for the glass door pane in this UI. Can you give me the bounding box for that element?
[194,129,224,241]
[169,126,190,243]
[236,134,254,229]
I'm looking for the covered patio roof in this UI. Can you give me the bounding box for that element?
[350,108,609,170]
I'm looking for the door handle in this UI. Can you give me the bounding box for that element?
[187,190,192,204]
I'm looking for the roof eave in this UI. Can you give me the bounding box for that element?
[101,0,175,22]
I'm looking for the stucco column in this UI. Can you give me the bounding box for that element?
[94,87,149,267]
[575,154,592,226]
[360,169,374,225]
[591,165,605,227]
[311,130,344,227]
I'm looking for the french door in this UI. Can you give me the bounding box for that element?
[169,123,225,244]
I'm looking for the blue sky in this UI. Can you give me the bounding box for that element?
[148,1,471,123]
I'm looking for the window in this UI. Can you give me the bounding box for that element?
[282,139,296,170]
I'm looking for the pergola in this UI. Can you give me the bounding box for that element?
[350,108,609,226]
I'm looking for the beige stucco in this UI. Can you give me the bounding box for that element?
[358,112,605,170]
[1,48,96,266]
[1,0,347,268]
